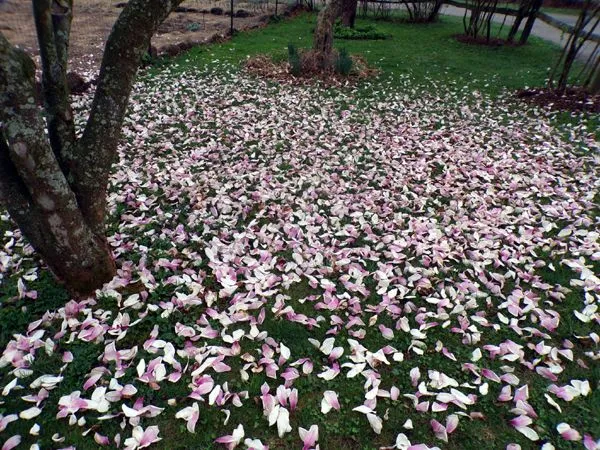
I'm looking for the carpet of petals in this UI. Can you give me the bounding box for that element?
[1,64,599,450]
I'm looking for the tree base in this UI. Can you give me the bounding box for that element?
[244,51,377,86]
[455,34,517,47]
[28,230,117,298]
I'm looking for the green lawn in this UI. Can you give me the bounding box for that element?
[170,13,563,95]
[165,12,596,132]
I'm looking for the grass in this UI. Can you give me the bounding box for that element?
[168,13,564,95]
[163,11,596,133]
[164,11,597,134]
[1,11,599,450]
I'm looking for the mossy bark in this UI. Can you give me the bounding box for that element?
[0,0,183,295]
[0,35,115,294]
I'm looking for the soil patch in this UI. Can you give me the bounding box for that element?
[0,0,276,74]
[516,87,600,113]
[244,52,378,87]
[455,34,517,47]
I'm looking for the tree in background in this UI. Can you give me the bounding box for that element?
[0,0,183,295]
[547,0,600,93]
[462,0,500,42]
[313,0,344,60]
[587,59,600,93]
[402,0,444,23]
[506,0,543,44]
[341,0,358,27]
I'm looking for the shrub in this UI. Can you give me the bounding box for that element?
[288,43,302,76]
[462,0,499,42]
[333,22,389,40]
[334,48,353,76]
[186,22,201,32]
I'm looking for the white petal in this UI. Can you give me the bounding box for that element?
[276,407,291,438]
[20,407,42,420]
[515,426,539,441]
[366,413,382,434]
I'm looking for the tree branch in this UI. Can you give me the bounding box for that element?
[32,0,76,177]
[51,0,73,70]
[0,131,32,214]
[0,131,50,250]
[72,0,184,234]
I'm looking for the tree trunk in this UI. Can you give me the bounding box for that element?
[518,0,543,44]
[0,41,116,294]
[507,15,525,42]
[0,0,184,296]
[484,0,498,43]
[341,0,358,27]
[551,0,599,92]
[428,0,443,22]
[557,44,578,92]
[313,0,344,57]
[585,60,600,93]
[507,0,529,43]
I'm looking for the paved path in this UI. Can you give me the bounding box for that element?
[440,5,599,61]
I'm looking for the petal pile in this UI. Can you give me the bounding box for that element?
[0,62,598,449]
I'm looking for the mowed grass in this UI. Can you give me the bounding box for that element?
[163,11,596,133]
[0,12,598,450]
[163,12,596,134]
[169,13,561,94]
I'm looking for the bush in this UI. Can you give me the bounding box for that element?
[186,22,201,32]
[462,0,499,42]
[288,43,302,76]
[333,22,389,40]
[334,48,353,76]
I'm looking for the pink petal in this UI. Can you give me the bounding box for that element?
[446,414,459,434]
[2,435,21,450]
[138,426,161,447]
[430,419,448,442]
[324,391,340,410]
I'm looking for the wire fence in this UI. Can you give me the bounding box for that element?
[1,0,596,70]
[0,0,296,55]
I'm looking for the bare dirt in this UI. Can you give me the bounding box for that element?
[516,87,600,113]
[454,33,517,47]
[244,52,379,87]
[0,0,275,74]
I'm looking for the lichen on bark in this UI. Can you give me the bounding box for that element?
[0,0,184,295]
